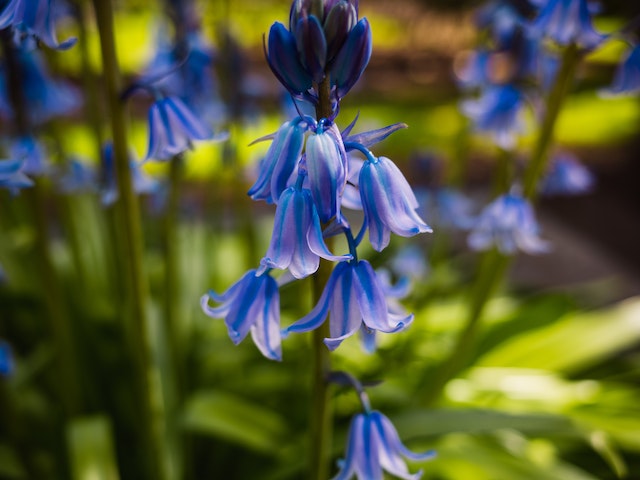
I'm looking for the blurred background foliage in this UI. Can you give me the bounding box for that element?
[1,0,640,479]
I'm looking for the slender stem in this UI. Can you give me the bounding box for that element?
[421,42,581,406]
[308,76,334,480]
[523,42,581,200]
[91,1,169,479]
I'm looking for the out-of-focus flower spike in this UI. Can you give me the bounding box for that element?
[294,15,327,84]
[266,22,314,97]
[331,17,371,99]
[600,44,640,97]
[540,151,594,196]
[0,340,15,377]
[530,0,603,50]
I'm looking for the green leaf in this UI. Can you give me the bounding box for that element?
[476,297,640,373]
[66,415,120,480]
[391,408,579,439]
[181,390,289,454]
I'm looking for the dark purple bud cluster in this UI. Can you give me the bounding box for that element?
[265,0,371,107]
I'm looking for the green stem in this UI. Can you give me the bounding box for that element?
[421,42,581,407]
[523,42,581,200]
[91,1,169,478]
[308,77,334,480]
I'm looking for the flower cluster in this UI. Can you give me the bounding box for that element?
[201,0,430,363]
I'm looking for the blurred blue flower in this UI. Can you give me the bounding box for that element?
[541,151,594,196]
[305,120,348,222]
[0,0,77,50]
[201,269,282,361]
[57,158,97,194]
[475,0,526,47]
[359,154,431,252]
[0,340,14,377]
[284,259,413,350]
[416,188,476,231]
[333,409,435,480]
[0,157,32,190]
[100,143,159,206]
[144,96,213,161]
[248,118,307,204]
[601,44,640,97]
[259,184,351,279]
[0,48,79,124]
[143,31,225,122]
[461,84,527,149]
[454,49,493,90]
[530,0,602,49]
[10,136,48,176]
[468,192,549,255]
[389,245,429,281]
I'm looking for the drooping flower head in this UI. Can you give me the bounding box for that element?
[601,44,640,97]
[304,119,348,222]
[529,0,603,50]
[468,191,549,255]
[265,0,371,106]
[461,84,527,150]
[248,117,308,204]
[144,95,214,161]
[333,409,435,480]
[10,136,48,176]
[0,48,79,124]
[358,152,431,251]
[0,0,77,50]
[0,157,32,190]
[201,269,282,361]
[540,151,594,196]
[259,182,351,279]
[284,259,413,350]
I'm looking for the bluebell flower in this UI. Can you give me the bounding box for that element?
[468,191,549,255]
[461,84,527,150]
[201,269,282,361]
[0,157,32,190]
[389,245,429,281]
[248,118,307,204]
[0,0,77,50]
[0,340,15,377]
[144,96,214,161]
[540,151,594,196]
[330,17,371,100]
[454,49,493,90]
[305,121,348,222]
[359,154,431,252]
[284,259,413,350]
[475,0,526,47]
[530,0,603,50]
[0,48,79,124]
[10,136,48,176]
[333,409,435,480]
[601,44,640,97]
[259,184,351,279]
[100,143,159,206]
[416,188,476,231]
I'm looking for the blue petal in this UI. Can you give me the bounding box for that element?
[249,275,282,361]
[266,22,313,95]
[294,15,327,83]
[345,123,408,149]
[330,18,372,98]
